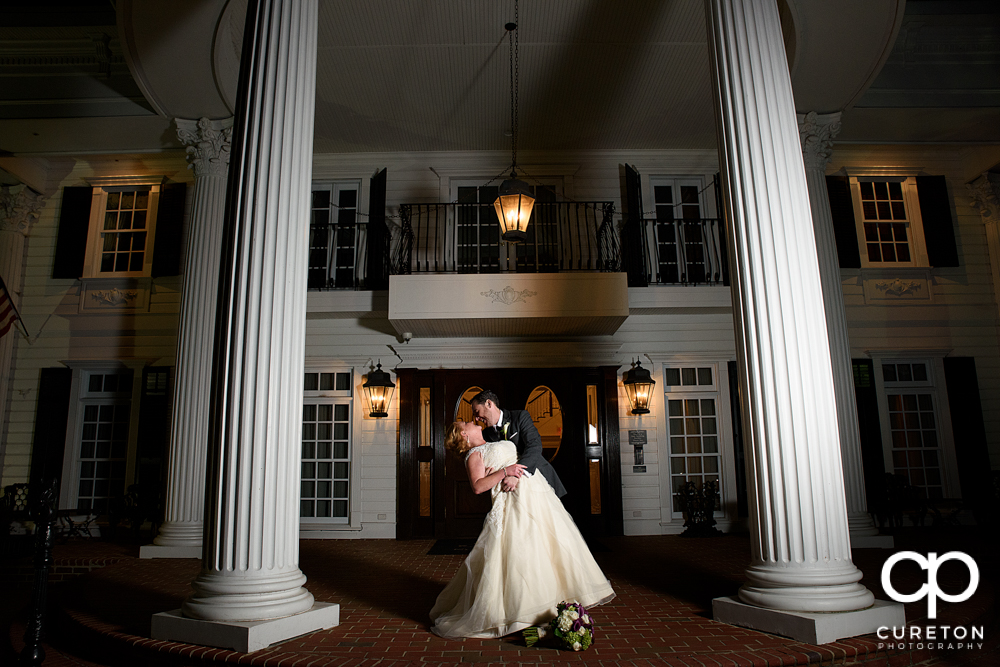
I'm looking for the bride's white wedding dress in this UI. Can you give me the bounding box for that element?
[429,440,616,638]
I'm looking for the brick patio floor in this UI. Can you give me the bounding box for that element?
[2,527,997,666]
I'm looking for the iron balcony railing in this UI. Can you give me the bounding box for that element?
[307,207,725,289]
[638,217,727,285]
[394,201,620,274]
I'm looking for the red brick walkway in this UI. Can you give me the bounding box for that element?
[3,528,997,666]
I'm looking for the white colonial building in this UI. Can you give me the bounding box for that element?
[1,0,998,648]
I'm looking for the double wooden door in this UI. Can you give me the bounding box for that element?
[397,367,622,539]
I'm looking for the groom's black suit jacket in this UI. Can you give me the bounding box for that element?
[483,409,567,498]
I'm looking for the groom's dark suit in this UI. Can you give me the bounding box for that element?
[483,409,567,497]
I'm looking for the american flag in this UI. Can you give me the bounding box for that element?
[0,275,26,340]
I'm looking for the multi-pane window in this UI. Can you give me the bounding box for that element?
[456,185,501,273]
[309,183,362,289]
[85,186,160,277]
[76,371,133,513]
[665,365,722,516]
[301,370,352,523]
[648,178,716,284]
[883,362,943,499]
[851,177,926,267]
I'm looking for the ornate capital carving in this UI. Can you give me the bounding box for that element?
[0,184,47,237]
[798,111,842,171]
[176,117,234,178]
[968,172,1000,224]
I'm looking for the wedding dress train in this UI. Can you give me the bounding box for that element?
[430,440,615,638]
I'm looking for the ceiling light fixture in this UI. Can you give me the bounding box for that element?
[494,0,534,244]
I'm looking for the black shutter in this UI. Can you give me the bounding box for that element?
[943,357,992,524]
[52,186,93,279]
[366,168,388,290]
[825,176,862,269]
[135,366,173,523]
[714,172,730,287]
[618,164,648,287]
[852,359,888,524]
[152,182,187,277]
[28,367,73,507]
[728,361,748,518]
[917,175,959,267]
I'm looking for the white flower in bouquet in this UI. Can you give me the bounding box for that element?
[572,642,582,651]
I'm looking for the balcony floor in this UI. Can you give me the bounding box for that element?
[2,528,996,666]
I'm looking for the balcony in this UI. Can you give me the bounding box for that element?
[308,200,728,337]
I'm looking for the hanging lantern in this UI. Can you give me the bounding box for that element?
[363,361,395,418]
[494,174,535,243]
[623,359,655,415]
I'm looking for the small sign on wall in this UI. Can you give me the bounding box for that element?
[633,465,647,474]
[628,430,647,446]
[629,430,646,468]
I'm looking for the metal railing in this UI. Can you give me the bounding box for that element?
[394,201,619,274]
[640,217,726,285]
[308,220,394,290]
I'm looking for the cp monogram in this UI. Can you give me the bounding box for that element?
[881,551,979,619]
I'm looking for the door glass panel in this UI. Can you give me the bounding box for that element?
[456,386,483,421]
[525,386,562,462]
[418,386,432,517]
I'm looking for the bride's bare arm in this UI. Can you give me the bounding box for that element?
[466,452,525,495]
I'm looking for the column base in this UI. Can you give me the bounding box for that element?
[851,534,895,549]
[151,602,339,653]
[713,596,904,645]
[139,544,202,559]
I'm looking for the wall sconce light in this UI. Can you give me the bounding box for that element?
[623,358,655,415]
[363,360,395,418]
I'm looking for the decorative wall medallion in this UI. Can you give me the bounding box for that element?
[874,279,922,297]
[481,286,537,305]
[91,288,138,306]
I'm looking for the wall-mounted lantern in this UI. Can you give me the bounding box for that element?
[363,361,395,418]
[623,359,655,415]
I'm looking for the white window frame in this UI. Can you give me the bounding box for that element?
[310,181,364,289]
[850,176,930,269]
[651,355,740,534]
[644,175,723,285]
[83,184,161,278]
[300,367,355,527]
[59,361,145,512]
[871,355,962,499]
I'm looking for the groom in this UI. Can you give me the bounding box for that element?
[470,389,567,497]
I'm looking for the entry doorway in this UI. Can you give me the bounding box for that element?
[396,367,622,539]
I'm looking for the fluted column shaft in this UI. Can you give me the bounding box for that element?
[0,185,45,471]
[798,112,879,539]
[705,0,873,612]
[181,0,318,622]
[151,118,233,551]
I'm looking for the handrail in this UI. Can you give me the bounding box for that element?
[395,201,617,274]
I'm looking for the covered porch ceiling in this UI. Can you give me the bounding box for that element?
[2,0,996,162]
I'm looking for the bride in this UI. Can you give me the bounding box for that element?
[429,420,615,639]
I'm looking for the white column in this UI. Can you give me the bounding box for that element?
[705,0,902,643]
[141,118,233,559]
[0,185,45,464]
[151,0,337,651]
[797,112,890,549]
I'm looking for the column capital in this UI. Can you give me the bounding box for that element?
[797,111,842,171]
[968,172,1000,224]
[0,184,46,237]
[176,117,234,178]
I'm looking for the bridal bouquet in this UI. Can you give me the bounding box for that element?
[523,601,595,651]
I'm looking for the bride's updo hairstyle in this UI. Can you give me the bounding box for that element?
[444,422,467,454]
